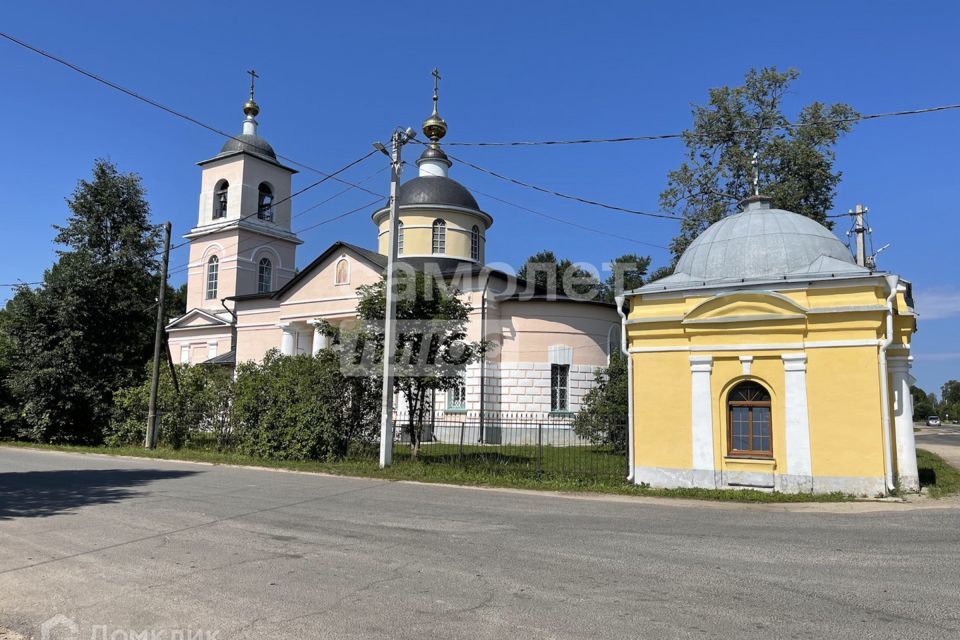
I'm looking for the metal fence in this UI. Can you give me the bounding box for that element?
[157,407,627,482]
[390,411,627,480]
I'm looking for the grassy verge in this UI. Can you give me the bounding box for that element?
[916,448,960,498]
[0,440,859,503]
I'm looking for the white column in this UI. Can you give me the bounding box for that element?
[310,320,329,357]
[889,356,920,491]
[689,355,716,488]
[279,323,295,356]
[781,353,813,492]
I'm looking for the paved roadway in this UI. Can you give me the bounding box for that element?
[1,448,959,640]
[915,422,960,468]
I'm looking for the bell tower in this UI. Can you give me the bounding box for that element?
[183,72,302,311]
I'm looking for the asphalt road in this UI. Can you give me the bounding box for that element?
[1,448,959,640]
[915,423,960,468]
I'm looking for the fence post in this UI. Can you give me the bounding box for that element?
[459,420,466,465]
[537,422,543,478]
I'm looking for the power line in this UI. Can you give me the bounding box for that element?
[439,148,681,220]
[442,103,960,147]
[0,31,383,199]
[167,197,386,279]
[465,185,669,250]
[0,282,42,288]
[163,161,388,274]
[160,148,379,258]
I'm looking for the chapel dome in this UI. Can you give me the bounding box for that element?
[397,175,480,211]
[670,197,861,283]
[219,133,277,161]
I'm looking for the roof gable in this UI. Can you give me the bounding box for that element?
[166,308,233,330]
[271,241,386,301]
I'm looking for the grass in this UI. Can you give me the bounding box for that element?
[0,439,858,503]
[916,448,960,498]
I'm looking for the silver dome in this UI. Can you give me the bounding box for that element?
[651,198,867,290]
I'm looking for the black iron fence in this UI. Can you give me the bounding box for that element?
[151,407,627,482]
[390,411,627,480]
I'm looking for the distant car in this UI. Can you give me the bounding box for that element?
[927,416,941,426]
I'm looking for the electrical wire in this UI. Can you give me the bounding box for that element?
[438,148,681,220]
[159,148,379,259]
[464,185,669,250]
[0,31,384,199]
[166,197,386,279]
[442,103,960,147]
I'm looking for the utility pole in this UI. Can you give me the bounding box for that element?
[377,128,415,467]
[145,221,172,449]
[853,203,868,267]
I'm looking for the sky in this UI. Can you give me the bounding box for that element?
[2,1,958,394]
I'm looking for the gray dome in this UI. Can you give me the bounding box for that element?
[671,200,859,283]
[398,176,479,210]
[219,134,277,160]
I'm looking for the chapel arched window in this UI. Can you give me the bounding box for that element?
[728,381,772,457]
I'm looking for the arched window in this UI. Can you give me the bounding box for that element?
[205,255,219,300]
[397,221,404,255]
[213,181,229,219]
[257,257,272,293]
[257,183,273,221]
[335,258,349,285]
[471,225,480,261]
[432,219,446,254]
[728,381,772,457]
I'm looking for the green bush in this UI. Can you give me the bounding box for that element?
[231,349,380,461]
[106,363,233,449]
[574,351,628,453]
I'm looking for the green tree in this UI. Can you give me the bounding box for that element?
[354,272,485,458]
[600,253,651,303]
[911,385,936,422]
[517,250,602,299]
[0,309,18,439]
[661,67,858,263]
[574,351,628,453]
[3,159,159,443]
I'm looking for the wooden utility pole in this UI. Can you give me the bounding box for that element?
[145,221,172,449]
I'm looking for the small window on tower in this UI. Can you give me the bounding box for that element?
[397,221,404,255]
[258,257,272,293]
[471,225,480,261]
[257,183,274,221]
[206,255,219,300]
[432,219,446,254]
[213,181,229,219]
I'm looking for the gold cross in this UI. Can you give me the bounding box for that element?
[247,69,259,99]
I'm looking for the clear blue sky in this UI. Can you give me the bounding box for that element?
[3,1,958,395]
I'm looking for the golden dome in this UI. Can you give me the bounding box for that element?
[243,98,260,117]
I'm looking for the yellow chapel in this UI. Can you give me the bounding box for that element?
[619,194,918,495]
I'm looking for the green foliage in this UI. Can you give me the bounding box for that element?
[517,251,651,302]
[660,67,858,263]
[2,159,159,443]
[911,385,937,421]
[916,448,960,498]
[105,363,233,449]
[231,349,380,461]
[517,250,601,298]
[602,253,651,302]
[354,272,484,456]
[574,351,628,453]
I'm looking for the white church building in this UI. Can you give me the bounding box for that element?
[166,81,619,417]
